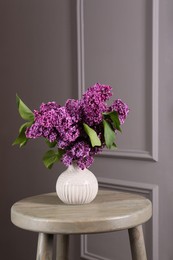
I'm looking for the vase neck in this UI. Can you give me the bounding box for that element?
[68,163,81,172]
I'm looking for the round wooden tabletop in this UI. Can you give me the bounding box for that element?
[11,189,152,234]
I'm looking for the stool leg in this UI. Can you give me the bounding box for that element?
[36,233,54,260]
[128,225,147,260]
[56,234,69,260]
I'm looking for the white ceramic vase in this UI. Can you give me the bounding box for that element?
[56,164,98,204]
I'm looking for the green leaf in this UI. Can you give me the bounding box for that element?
[110,142,117,150]
[43,149,64,169]
[13,135,28,147]
[16,94,34,121]
[103,111,122,132]
[13,122,32,147]
[19,122,33,134]
[45,139,57,148]
[109,111,122,132]
[13,128,28,147]
[103,120,116,149]
[83,123,101,147]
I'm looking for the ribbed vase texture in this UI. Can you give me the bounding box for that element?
[56,164,98,204]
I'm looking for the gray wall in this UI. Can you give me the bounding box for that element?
[0,0,78,259]
[1,0,173,259]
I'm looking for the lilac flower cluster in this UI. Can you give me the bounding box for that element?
[25,83,129,169]
[26,102,80,145]
[26,102,60,141]
[81,83,112,126]
[110,99,129,124]
[61,141,94,170]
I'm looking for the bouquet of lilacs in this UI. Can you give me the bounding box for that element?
[13,83,129,170]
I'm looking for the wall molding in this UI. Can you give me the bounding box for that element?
[76,0,159,161]
[81,177,159,260]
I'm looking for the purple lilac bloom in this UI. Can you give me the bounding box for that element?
[61,141,94,170]
[39,102,61,113]
[25,122,43,139]
[77,156,94,170]
[110,99,129,124]
[85,83,113,102]
[48,132,57,142]
[34,102,60,128]
[36,110,57,128]
[61,153,73,166]
[26,102,80,144]
[55,107,80,143]
[24,83,129,170]
[26,102,61,141]
[57,139,70,149]
[81,83,112,126]
[65,99,82,123]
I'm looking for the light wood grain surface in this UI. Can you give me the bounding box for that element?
[11,189,152,234]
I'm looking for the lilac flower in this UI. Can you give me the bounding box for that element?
[61,153,73,166]
[70,141,90,158]
[25,122,43,139]
[65,99,82,123]
[21,83,129,170]
[48,132,57,142]
[61,141,94,169]
[34,102,60,127]
[55,107,80,143]
[39,102,61,113]
[57,139,70,149]
[26,102,61,141]
[84,83,112,102]
[81,83,112,126]
[110,99,129,124]
[26,102,80,144]
[77,156,94,170]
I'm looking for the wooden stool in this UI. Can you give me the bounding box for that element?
[11,189,152,260]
